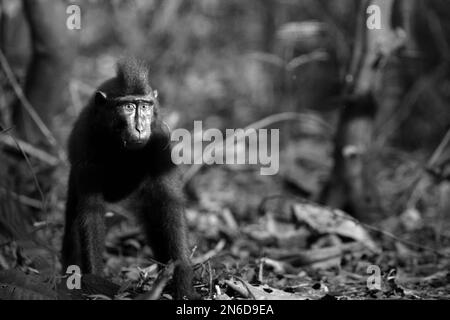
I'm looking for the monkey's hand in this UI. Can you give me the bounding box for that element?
[173,263,201,300]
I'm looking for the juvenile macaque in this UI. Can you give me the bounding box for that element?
[61,58,196,299]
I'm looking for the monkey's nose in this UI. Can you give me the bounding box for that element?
[135,123,144,133]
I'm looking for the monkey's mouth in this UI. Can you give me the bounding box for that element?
[123,139,147,150]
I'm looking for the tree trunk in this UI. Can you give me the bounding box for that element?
[12,0,79,147]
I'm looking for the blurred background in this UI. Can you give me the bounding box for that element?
[0,0,449,300]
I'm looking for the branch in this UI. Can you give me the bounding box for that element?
[0,187,42,209]
[0,134,60,166]
[0,48,66,160]
[192,239,226,265]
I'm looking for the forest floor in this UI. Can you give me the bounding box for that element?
[1,133,449,300]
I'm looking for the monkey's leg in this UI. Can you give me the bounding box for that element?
[76,194,106,275]
[62,171,81,273]
[62,195,105,275]
[62,212,81,273]
[164,212,195,300]
[140,181,196,299]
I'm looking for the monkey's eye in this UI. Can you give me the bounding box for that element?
[123,103,136,111]
[141,101,154,110]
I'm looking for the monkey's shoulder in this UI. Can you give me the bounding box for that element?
[67,105,99,164]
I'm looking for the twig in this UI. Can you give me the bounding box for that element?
[325,204,449,257]
[362,221,449,258]
[137,263,175,300]
[219,208,238,230]
[232,276,257,300]
[207,261,213,299]
[192,239,226,265]
[406,126,450,207]
[0,134,60,166]
[264,242,367,266]
[0,187,42,209]
[293,198,450,258]
[246,52,284,68]
[189,245,198,259]
[247,50,328,71]
[0,126,12,134]
[0,48,65,160]
[0,128,46,211]
[258,258,264,283]
[426,7,450,59]
[375,65,445,145]
[427,126,450,169]
[286,50,328,71]
[214,285,222,297]
[182,112,332,183]
[145,257,167,268]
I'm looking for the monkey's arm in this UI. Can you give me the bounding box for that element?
[62,166,106,275]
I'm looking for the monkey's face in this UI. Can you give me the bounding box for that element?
[95,91,158,150]
[117,99,155,150]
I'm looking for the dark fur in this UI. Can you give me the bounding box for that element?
[61,59,196,299]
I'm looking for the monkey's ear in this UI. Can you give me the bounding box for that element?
[95,91,108,105]
[152,90,158,99]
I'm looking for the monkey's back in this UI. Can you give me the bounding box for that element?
[67,95,105,166]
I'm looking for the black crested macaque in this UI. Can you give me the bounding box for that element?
[61,58,196,299]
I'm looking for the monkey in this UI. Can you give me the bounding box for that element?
[61,58,197,299]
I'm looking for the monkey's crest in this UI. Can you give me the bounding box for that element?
[116,58,153,96]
